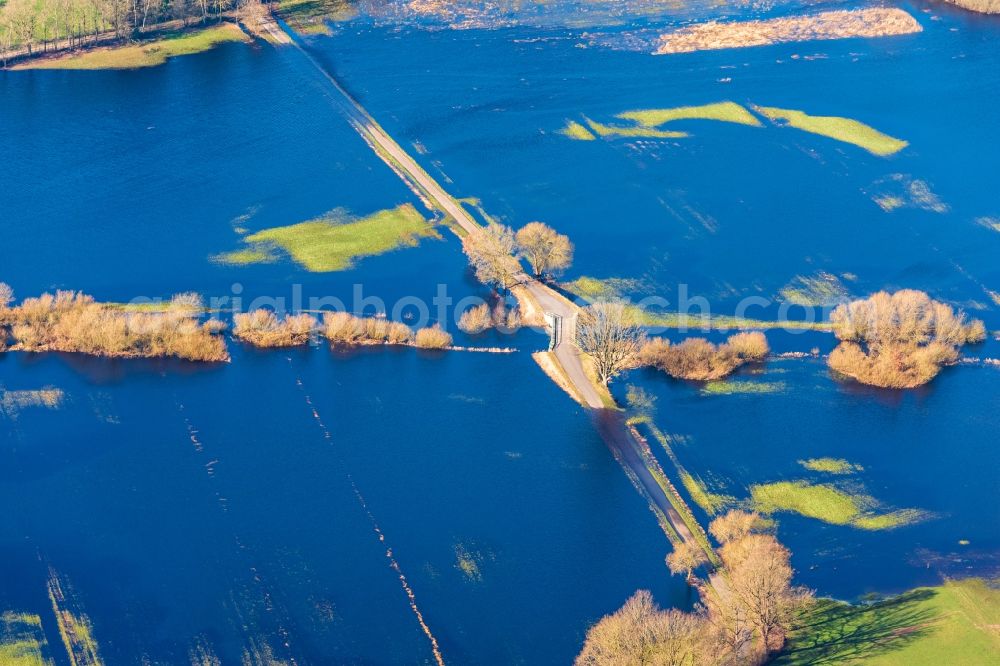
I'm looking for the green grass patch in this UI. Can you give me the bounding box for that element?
[776,578,1000,665]
[754,105,908,156]
[217,204,440,272]
[15,24,248,70]
[211,247,276,267]
[0,612,51,666]
[559,120,597,141]
[750,480,925,530]
[618,101,763,128]
[799,457,863,474]
[701,380,786,395]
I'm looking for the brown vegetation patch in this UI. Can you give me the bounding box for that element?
[457,302,521,334]
[655,8,922,55]
[415,325,453,349]
[828,290,985,388]
[0,286,228,362]
[640,331,769,381]
[233,310,317,348]
[323,312,414,346]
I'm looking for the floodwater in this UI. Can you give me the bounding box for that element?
[2,0,999,661]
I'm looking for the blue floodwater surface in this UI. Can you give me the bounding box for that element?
[1,0,998,663]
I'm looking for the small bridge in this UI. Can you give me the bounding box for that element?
[544,312,563,350]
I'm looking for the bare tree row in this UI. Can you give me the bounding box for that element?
[0,0,241,59]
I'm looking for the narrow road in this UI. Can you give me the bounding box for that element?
[265,15,714,564]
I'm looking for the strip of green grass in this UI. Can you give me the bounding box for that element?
[798,457,862,474]
[754,105,908,156]
[776,578,1000,665]
[627,307,834,332]
[15,24,248,70]
[618,101,763,128]
[701,380,786,395]
[217,204,440,272]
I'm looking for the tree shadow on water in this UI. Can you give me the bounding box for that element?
[775,589,940,665]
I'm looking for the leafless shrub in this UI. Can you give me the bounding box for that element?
[323,312,414,346]
[828,289,984,388]
[726,331,769,361]
[233,309,317,348]
[415,325,452,349]
[458,303,492,334]
[2,290,228,362]
[641,332,769,381]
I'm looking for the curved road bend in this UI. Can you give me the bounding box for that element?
[264,16,706,553]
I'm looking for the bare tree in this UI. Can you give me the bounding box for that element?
[0,283,14,310]
[576,590,707,666]
[666,540,708,581]
[708,510,762,546]
[515,221,573,278]
[575,301,645,385]
[462,222,523,293]
[721,533,808,656]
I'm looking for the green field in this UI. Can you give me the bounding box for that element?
[776,578,1000,665]
[750,480,925,530]
[754,105,908,156]
[215,204,440,272]
[14,24,248,70]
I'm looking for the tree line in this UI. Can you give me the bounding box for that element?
[0,0,249,59]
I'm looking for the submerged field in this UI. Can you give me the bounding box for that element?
[2,0,1000,662]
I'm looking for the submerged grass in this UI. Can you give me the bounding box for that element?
[776,578,1000,665]
[1,387,64,419]
[584,117,686,139]
[750,480,925,530]
[754,105,908,156]
[701,380,786,395]
[780,272,850,307]
[0,612,50,666]
[618,101,763,129]
[14,24,248,70]
[563,276,644,302]
[798,457,862,474]
[276,0,358,35]
[627,307,834,332]
[219,204,440,272]
[679,469,734,516]
[47,572,101,666]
